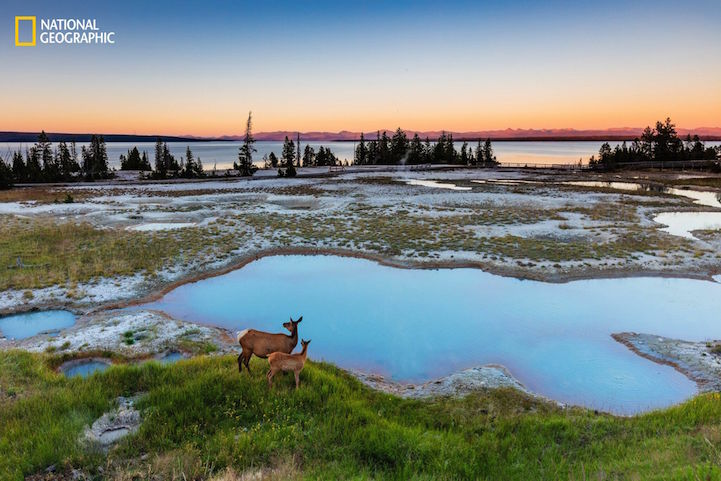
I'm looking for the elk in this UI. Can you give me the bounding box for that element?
[236,316,302,374]
[267,339,311,389]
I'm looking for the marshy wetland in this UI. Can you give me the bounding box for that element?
[2,168,721,479]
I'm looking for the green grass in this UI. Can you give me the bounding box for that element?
[0,218,190,290]
[1,350,721,480]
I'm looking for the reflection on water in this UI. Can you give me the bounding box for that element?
[0,310,76,340]
[140,255,721,414]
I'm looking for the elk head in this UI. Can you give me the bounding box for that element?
[283,316,303,334]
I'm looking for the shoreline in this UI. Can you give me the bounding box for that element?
[1,245,717,320]
[612,332,721,393]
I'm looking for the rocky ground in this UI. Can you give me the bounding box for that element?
[613,332,721,392]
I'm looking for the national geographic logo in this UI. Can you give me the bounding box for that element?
[14,16,36,46]
[14,16,116,46]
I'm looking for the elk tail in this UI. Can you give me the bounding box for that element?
[237,329,250,344]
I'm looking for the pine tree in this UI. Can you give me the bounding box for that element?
[281,136,296,177]
[303,145,316,167]
[296,133,301,168]
[0,156,12,189]
[57,141,78,180]
[12,151,26,182]
[236,111,257,176]
[82,135,109,180]
[154,139,167,177]
[355,133,367,165]
[390,128,408,164]
[482,138,497,165]
[37,131,57,180]
[183,146,196,178]
[379,131,390,164]
[26,147,42,182]
[269,152,279,168]
[408,134,423,164]
[460,142,469,165]
[140,151,151,171]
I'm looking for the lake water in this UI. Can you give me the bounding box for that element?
[140,255,721,414]
[0,310,76,340]
[0,140,657,170]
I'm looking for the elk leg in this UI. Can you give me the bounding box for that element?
[267,369,275,388]
[294,371,300,389]
[242,352,251,374]
[237,354,244,373]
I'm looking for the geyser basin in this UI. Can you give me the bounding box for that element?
[142,255,721,414]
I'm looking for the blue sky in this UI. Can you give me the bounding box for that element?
[3,0,720,135]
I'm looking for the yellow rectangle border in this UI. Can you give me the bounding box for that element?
[15,16,36,47]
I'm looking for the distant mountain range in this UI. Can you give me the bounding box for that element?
[2,127,721,143]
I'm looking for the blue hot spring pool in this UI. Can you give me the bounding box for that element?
[63,360,110,378]
[141,255,721,414]
[0,310,76,340]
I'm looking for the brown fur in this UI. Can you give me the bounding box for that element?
[237,316,302,374]
[267,339,311,389]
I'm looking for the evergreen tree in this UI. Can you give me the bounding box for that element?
[236,111,257,176]
[296,133,301,168]
[0,156,12,189]
[37,131,57,180]
[183,146,196,178]
[82,135,110,180]
[163,143,180,172]
[57,141,79,180]
[303,145,316,167]
[482,138,497,165]
[269,152,279,168]
[12,151,26,182]
[355,133,367,165]
[140,151,151,171]
[367,135,379,165]
[390,127,408,164]
[378,131,390,164]
[154,139,167,177]
[26,147,42,182]
[408,134,424,164]
[281,136,296,177]
[424,137,432,163]
[120,146,144,170]
[460,142,470,165]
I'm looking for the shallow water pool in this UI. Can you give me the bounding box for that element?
[63,360,111,378]
[142,255,721,414]
[0,310,76,340]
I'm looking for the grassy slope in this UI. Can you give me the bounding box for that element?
[1,351,721,480]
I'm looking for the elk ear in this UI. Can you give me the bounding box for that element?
[296,316,303,323]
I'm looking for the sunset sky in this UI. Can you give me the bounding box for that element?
[3,0,720,136]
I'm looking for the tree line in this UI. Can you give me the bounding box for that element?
[354,129,497,166]
[0,131,111,188]
[120,140,205,179]
[233,112,342,178]
[589,118,720,170]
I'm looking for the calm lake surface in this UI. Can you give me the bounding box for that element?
[141,255,721,414]
[0,140,679,170]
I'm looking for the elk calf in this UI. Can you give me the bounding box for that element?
[237,316,302,374]
[267,339,311,389]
